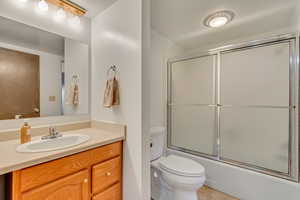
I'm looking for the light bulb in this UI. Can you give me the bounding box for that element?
[55,8,66,21]
[69,15,81,26]
[209,17,228,27]
[73,16,81,26]
[37,0,48,12]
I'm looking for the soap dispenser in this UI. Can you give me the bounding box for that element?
[20,121,31,144]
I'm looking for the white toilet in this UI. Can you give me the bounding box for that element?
[150,127,206,200]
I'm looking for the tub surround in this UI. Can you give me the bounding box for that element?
[0,120,126,175]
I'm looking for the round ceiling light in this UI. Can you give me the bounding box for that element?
[204,10,234,28]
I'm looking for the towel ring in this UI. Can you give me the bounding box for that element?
[107,65,117,77]
[72,75,79,84]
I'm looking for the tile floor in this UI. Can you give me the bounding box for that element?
[198,186,239,200]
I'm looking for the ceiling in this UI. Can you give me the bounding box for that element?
[71,0,117,18]
[151,0,299,50]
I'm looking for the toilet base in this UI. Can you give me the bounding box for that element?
[173,190,198,200]
[158,188,198,200]
[158,179,199,200]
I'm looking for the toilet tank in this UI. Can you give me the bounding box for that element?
[150,127,165,161]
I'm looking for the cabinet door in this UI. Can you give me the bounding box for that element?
[93,183,121,200]
[22,170,89,200]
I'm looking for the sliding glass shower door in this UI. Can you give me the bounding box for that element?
[167,35,299,181]
[170,55,217,156]
[220,42,291,174]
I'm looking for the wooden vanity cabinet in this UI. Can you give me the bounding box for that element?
[11,141,123,200]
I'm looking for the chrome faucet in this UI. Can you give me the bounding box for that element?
[41,127,62,140]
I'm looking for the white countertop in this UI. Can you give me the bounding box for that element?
[0,128,125,175]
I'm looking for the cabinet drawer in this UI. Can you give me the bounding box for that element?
[92,157,121,194]
[22,170,89,200]
[93,183,121,200]
[90,142,122,164]
[19,142,122,192]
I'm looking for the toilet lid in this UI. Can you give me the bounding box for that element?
[159,155,205,177]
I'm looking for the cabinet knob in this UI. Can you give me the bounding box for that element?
[83,178,88,183]
[106,172,112,176]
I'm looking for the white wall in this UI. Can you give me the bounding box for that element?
[149,30,184,128]
[64,38,89,115]
[0,0,90,44]
[142,0,151,198]
[91,0,143,199]
[0,41,63,117]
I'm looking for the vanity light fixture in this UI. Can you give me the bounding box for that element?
[204,10,234,28]
[47,0,86,16]
[18,0,86,26]
[37,0,49,12]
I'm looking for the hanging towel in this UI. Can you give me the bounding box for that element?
[73,84,79,105]
[103,77,120,108]
[66,83,79,106]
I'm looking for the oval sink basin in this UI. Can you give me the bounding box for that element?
[16,134,90,153]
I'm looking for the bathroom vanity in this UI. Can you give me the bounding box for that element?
[11,141,122,200]
[0,124,125,200]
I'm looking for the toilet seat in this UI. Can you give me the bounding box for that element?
[159,155,205,177]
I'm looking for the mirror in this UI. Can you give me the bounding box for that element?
[0,16,89,120]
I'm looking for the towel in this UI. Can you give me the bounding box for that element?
[66,83,79,106]
[103,77,120,108]
[73,84,79,105]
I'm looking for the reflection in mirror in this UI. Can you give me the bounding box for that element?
[0,16,89,120]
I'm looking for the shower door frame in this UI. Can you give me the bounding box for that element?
[167,33,299,182]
